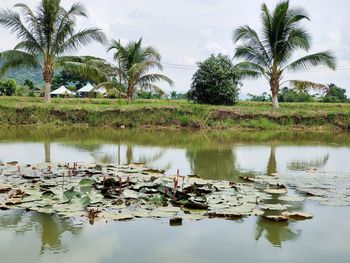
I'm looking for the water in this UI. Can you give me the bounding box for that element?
[0,127,349,262]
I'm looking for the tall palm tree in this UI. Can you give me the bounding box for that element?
[233,0,336,108]
[0,0,106,102]
[107,38,173,100]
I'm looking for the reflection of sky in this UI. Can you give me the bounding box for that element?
[1,143,350,175]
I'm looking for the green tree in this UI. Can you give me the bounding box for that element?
[188,54,240,105]
[170,91,177,99]
[0,0,106,102]
[107,38,173,100]
[0,79,18,96]
[322,84,348,103]
[233,0,336,108]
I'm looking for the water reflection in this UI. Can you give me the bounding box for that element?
[0,127,349,180]
[0,210,81,254]
[255,219,300,247]
[186,148,237,180]
[267,145,277,176]
[0,127,349,261]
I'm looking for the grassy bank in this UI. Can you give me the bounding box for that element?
[0,97,349,130]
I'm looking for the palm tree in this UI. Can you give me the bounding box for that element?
[0,0,106,102]
[107,38,173,100]
[233,0,336,108]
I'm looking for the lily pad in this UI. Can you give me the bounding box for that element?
[281,211,313,220]
[264,188,287,194]
[259,204,287,211]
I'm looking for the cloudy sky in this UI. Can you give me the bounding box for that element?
[0,0,349,95]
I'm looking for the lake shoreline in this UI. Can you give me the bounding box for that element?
[0,97,349,131]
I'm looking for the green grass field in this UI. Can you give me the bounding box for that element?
[0,96,349,130]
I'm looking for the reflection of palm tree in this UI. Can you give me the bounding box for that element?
[44,142,51,163]
[256,192,305,247]
[267,145,277,176]
[0,211,81,254]
[255,219,300,247]
[118,144,121,165]
[126,145,133,164]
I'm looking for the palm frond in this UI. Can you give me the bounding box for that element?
[285,51,336,71]
[0,49,39,76]
[58,28,106,54]
[0,9,42,53]
[234,45,270,67]
[289,80,329,93]
[139,73,174,86]
[234,62,264,79]
[233,25,271,62]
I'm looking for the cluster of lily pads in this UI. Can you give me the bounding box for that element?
[244,170,350,207]
[0,162,318,225]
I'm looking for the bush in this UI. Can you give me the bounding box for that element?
[0,79,18,96]
[188,54,240,105]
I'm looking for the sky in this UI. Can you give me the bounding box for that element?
[0,0,349,96]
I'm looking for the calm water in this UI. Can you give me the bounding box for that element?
[0,127,350,263]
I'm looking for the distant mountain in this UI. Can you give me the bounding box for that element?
[0,61,43,85]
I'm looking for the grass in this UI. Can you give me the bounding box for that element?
[0,96,349,130]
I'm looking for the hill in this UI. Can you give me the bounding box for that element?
[0,61,43,85]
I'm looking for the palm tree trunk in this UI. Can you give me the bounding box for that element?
[270,77,280,109]
[272,94,279,109]
[44,142,51,163]
[127,85,133,102]
[43,58,53,103]
[44,82,52,102]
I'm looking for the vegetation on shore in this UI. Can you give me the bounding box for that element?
[0,97,349,130]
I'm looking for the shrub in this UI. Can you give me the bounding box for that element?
[188,54,240,105]
[0,79,18,96]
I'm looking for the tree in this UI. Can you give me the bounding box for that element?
[170,91,177,100]
[107,38,173,100]
[322,84,348,103]
[0,0,106,102]
[0,79,18,96]
[233,0,336,108]
[188,54,240,105]
[23,79,35,90]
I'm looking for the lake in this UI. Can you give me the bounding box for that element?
[0,127,349,263]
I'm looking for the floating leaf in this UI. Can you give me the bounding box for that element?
[282,211,313,220]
